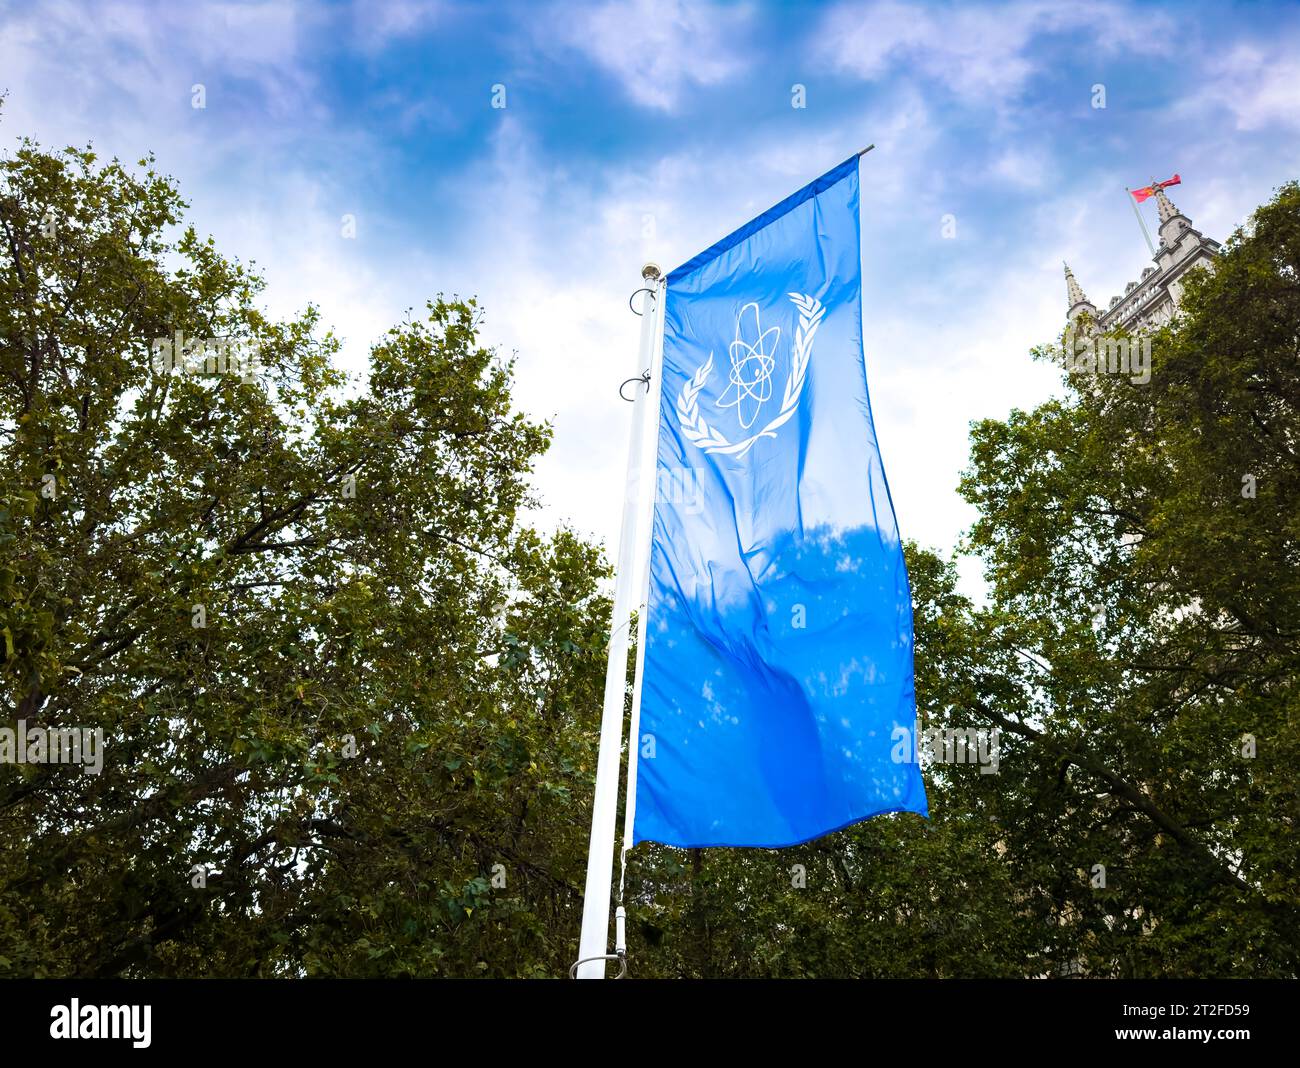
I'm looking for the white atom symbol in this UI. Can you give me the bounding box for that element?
[717,302,780,430]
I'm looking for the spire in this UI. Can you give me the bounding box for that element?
[1064,262,1096,322]
[1152,184,1191,247]
[1152,185,1179,225]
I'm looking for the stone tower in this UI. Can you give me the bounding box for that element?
[1064,262,1096,326]
[1065,183,1222,334]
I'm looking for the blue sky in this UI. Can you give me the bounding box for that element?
[3,0,1299,593]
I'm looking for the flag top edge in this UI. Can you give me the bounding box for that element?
[664,153,860,287]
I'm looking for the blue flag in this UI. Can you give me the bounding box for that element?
[633,155,928,848]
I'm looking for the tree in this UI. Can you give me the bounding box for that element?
[0,136,609,977]
[954,182,1300,975]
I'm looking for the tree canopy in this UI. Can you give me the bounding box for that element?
[1,137,609,976]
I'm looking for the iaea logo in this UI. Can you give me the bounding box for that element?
[719,302,779,431]
[676,293,824,458]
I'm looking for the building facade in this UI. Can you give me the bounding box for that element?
[1065,185,1222,334]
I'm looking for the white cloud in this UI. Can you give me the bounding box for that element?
[556,0,754,111]
[1198,42,1300,131]
[814,0,1175,105]
[0,0,322,151]
[989,147,1050,190]
[351,0,446,53]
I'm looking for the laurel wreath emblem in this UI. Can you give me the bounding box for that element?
[676,293,824,457]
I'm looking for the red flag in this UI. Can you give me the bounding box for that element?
[1131,174,1182,202]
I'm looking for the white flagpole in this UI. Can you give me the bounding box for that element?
[575,262,664,979]
[620,275,666,879]
[1125,186,1157,257]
